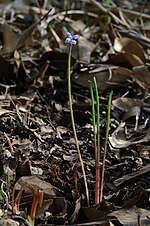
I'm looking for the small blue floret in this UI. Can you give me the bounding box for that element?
[65,32,79,46]
[72,34,79,40]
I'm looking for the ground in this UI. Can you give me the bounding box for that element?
[0,0,149,225]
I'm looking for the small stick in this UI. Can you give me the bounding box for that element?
[4,132,13,154]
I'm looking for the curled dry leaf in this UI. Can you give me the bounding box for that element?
[112,97,145,112]
[117,28,150,49]
[14,176,56,217]
[122,187,149,208]
[114,37,146,63]
[73,66,133,92]
[112,97,143,129]
[49,197,67,224]
[107,52,144,67]
[108,207,150,225]
[114,163,150,188]
[122,105,141,130]
[0,24,20,54]
[133,65,150,91]
[109,122,132,149]
[14,176,57,197]
[69,189,81,224]
[109,125,150,149]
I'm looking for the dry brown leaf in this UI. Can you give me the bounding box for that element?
[114,37,146,63]
[80,207,106,222]
[121,106,141,127]
[109,125,150,149]
[114,163,150,188]
[73,66,133,92]
[117,28,150,49]
[112,97,145,130]
[49,197,67,224]
[0,24,20,54]
[14,176,56,217]
[69,190,81,223]
[122,187,149,209]
[112,97,145,112]
[0,55,14,83]
[133,65,150,91]
[107,52,144,67]
[0,21,36,53]
[41,51,76,71]
[108,207,150,225]
[0,108,13,116]
[0,8,52,53]
[15,176,56,197]
[109,122,132,149]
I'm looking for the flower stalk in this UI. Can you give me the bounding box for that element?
[65,32,90,206]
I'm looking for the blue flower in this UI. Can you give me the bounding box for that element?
[65,32,79,46]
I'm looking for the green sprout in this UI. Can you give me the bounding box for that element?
[26,215,34,226]
[102,0,111,25]
[90,78,100,205]
[100,90,113,202]
[90,77,112,204]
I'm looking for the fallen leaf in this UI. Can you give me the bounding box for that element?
[0,23,20,54]
[73,66,133,92]
[133,65,150,91]
[112,97,145,112]
[108,207,150,226]
[109,121,150,148]
[114,37,146,63]
[41,51,76,71]
[0,55,14,83]
[69,189,81,223]
[14,176,57,217]
[0,108,12,116]
[107,52,144,67]
[114,163,150,187]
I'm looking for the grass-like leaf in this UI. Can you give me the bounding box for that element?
[90,78,112,204]
[100,90,113,202]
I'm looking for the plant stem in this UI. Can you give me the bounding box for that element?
[67,46,90,206]
[100,91,113,202]
[90,83,96,156]
[93,77,100,205]
[90,83,98,204]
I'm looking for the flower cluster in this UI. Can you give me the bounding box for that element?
[65,32,79,46]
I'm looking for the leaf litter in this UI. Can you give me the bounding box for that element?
[0,0,150,225]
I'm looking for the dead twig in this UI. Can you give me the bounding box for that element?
[4,132,13,154]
